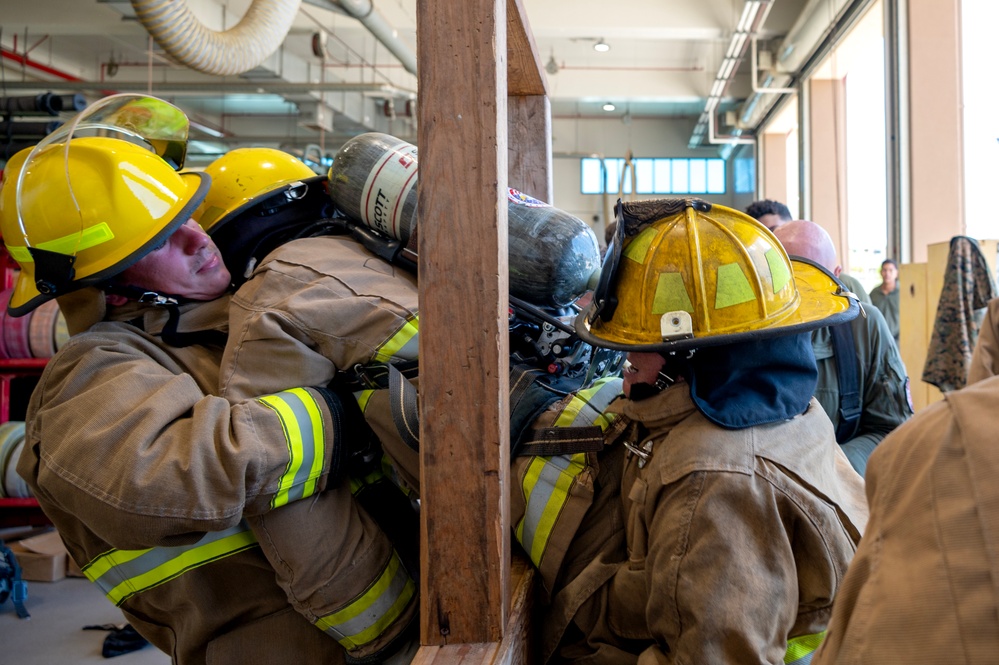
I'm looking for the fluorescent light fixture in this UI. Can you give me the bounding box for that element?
[719,57,737,80]
[710,78,726,98]
[726,31,749,59]
[737,1,762,33]
[602,102,616,111]
[705,97,719,112]
[593,39,611,53]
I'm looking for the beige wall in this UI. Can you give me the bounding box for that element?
[762,132,789,208]
[808,78,849,269]
[907,0,966,262]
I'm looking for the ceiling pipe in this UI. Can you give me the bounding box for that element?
[0,48,82,82]
[332,0,418,75]
[0,80,407,96]
[129,0,302,76]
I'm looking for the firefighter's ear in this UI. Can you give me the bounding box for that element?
[106,293,129,306]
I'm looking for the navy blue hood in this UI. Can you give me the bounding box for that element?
[687,332,817,429]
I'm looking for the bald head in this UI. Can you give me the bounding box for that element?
[772,220,840,274]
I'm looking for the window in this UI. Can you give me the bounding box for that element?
[580,157,726,194]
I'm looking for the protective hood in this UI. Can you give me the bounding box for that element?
[687,332,818,429]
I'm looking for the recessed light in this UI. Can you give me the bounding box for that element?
[602,102,616,112]
[593,40,610,53]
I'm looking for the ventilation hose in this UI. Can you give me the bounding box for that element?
[129,0,302,76]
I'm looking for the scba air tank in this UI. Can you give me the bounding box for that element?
[327,132,601,307]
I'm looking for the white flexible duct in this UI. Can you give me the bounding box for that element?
[130,0,302,76]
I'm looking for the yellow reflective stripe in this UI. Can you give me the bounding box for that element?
[257,388,326,509]
[517,453,586,566]
[766,248,792,294]
[517,377,622,567]
[372,315,419,363]
[356,389,374,412]
[6,223,117,263]
[83,524,258,607]
[553,377,619,430]
[315,552,416,650]
[784,631,826,664]
[715,262,757,309]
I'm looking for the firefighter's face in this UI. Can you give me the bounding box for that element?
[622,352,667,398]
[117,219,231,300]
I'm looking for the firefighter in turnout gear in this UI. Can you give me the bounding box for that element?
[541,199,870,665]
[194,144,630,602]
[0,95,416,664]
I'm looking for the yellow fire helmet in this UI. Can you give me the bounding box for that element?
[193,147,325,235]
[0,136,208,317]
[576,198,858,352]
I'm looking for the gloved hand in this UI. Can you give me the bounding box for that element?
[313,384,383,487]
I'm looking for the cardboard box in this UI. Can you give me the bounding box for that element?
[66,553,85,578]
[9,529,67,582]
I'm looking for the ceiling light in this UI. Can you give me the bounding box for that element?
[602,102,616,112]
[736,1,762,33]
[593,39,611,53]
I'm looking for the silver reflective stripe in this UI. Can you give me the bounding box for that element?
[519,453,583,565]
[372,315,419,363]
[315,551,416,650]
[516,377,623,567]
[257,388,326,508]
[84,523,258,606]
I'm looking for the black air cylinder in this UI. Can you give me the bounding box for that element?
[327,132,601,307]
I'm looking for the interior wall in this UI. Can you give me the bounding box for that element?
[548,116,735,237]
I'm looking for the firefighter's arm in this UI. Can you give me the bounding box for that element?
[20,332,347,548]
[842,304,912,474]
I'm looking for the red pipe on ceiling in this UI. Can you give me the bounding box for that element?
[1,47,82,82]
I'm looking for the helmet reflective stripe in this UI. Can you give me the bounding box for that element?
[314,551,416,650]
[516,377,623,567]
[784,631,826,664]
[83,523,257,606]
[371,314,419,363]
[256,388,327,509]
[5,222,116,264]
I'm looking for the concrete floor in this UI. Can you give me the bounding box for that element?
[0,576,170,665]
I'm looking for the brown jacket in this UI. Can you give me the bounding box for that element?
[18,296,361,665]
[813,374,999,664]
[546,386,868,665]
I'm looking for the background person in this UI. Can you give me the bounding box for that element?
[745,197,792,231]
[774,220,912,475]
[869,258,900,344]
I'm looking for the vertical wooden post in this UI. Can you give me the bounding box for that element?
[416,0,510,651]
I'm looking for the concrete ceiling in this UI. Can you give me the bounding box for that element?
[0,0,850,165]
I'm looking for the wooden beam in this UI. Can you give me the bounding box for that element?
[507,95,552,203]
[506,0,548,97]
[416,0,511,649]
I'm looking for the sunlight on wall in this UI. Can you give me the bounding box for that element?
[962,1,999,242]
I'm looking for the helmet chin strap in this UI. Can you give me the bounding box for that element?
[101,282,224,348]
[102,282,181,308]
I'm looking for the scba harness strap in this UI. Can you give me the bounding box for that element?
[0,539,29,619]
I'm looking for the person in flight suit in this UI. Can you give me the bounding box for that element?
[773,219,912,476]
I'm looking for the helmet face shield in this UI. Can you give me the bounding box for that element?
[0,94,204,315]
